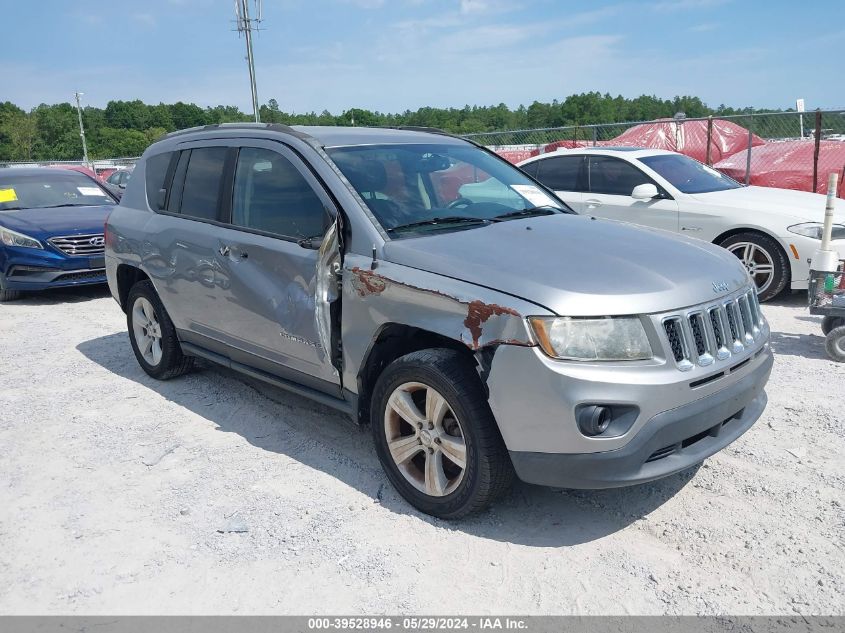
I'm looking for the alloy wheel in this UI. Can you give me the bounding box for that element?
[727,241,775,295]
[383,382,467,497]
[131,296,163,366]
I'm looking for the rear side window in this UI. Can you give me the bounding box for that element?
[231,147,326,239]
[178,147,228,221]
[535,155,584,191]
[144,152,172,210]
[588,156,652,196]
[520,161,540,178]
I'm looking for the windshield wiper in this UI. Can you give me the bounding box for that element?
[492,206,562,221]
[386,216,491,233]
[38,203,100,209]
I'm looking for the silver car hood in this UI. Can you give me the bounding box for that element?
[381,214,750,316]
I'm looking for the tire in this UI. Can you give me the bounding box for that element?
[126,280,194,380]
[0,288,22,302]
[825,326,845,363]
[821,316,845,336]
[370,348,514,519]
[718,232,789,302]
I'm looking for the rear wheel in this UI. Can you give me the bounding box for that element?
[825,326,845,363]
[821,316,845,336]
[127,280,194,380]
[0,288,22,302]
[370,349,514,519]
[719,232,789,302]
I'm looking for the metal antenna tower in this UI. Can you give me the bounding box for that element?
[234,0,263,122]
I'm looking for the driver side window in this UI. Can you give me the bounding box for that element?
[588,156,652,196]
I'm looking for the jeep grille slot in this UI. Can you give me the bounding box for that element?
[708,307,725,350]
[663,318,686,363]
[688,313,708,356]
[725,301,741,343]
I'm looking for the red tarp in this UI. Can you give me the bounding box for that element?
[542,118,766,163]
[714,140,845,197]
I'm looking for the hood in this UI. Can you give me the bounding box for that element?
[691,186,845,224]
[382,214,750,316]
[0,205,113,237]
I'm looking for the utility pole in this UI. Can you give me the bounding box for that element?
[73,91,90,170]
[234,0,262,123]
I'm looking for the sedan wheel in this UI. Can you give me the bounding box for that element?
[384,381,467,497]
[719,232,789,302]
[726,241,775,295]
[132,297,164,366]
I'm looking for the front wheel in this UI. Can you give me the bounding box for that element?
[370,349,514,519]
[126,280,194,380]
[719,232,789,302]
[0,288,22,302]
[825,326,845,362]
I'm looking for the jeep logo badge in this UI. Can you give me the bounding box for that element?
[712,281,729,293]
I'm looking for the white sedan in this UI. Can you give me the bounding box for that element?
[517,148,845,301]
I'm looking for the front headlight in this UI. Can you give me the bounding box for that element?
[0,226,43,249]
[787,222,845,240]
[529,316,653,361]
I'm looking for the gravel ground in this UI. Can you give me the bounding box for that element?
[0,286,843,615]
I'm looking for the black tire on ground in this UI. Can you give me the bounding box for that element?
[126,280,194,380]
[821,316,845,336]
[0,288,22,302]
[370,348,515,519]
[825,326,845,363]
[718,232,790,302]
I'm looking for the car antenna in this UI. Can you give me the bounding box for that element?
[371,245,378,270]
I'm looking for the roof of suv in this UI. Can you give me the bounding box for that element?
[157,123,467,149]
[520,147,677,165]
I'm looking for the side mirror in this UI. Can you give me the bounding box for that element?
[631,183,659,200]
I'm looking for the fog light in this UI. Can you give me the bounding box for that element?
[578,405,612,436]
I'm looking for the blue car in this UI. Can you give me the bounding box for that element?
[0,168,117,301]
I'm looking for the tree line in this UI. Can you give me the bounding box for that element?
[0,93,781,162]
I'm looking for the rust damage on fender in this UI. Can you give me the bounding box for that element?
[350,267,387,297]
[464,300,521,349]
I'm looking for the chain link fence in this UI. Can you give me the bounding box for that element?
[464,109,845,198]
[0,157,138,179]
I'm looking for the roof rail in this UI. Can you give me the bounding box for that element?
[156,122,313,143]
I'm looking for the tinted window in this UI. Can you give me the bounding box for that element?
[231,148,326,239]
[179,147,227,221]
[536,155,583,191]
[520,161,540,178]
[144,153,172,210]
[588,156,652,196]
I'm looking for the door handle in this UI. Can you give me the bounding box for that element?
[585,199,602,208]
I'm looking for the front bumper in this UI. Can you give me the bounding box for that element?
[508,350,772,488]
[0,247,105,291]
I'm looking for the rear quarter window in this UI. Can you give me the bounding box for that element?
[144,152,173,211]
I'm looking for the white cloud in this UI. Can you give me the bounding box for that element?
[650,0,730,11]
[131,13,157,27]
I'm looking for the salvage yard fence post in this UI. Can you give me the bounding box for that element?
[813,109,823,193]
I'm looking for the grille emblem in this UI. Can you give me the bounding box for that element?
[89,236,105,246]
[712,281,729,293]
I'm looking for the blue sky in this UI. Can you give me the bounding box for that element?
[4,0,844,113]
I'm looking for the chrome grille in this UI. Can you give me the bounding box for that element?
[660,287,765,372]
[48,234,105,256]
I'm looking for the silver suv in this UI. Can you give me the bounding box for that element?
[105,124,773,518]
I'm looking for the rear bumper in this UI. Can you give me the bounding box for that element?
[509,350,772,489]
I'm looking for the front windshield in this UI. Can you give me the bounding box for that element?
[638,154,741,194]
[327,143,570,236]
[0,171,114,211]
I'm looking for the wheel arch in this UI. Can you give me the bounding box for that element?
[356,323,479,425]
[115,264,151,312]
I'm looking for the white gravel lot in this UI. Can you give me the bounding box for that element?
[0,286,843,615]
